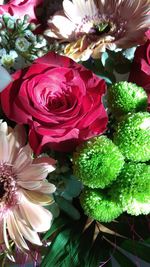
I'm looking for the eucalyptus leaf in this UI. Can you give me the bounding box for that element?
[61,175,82,200]
[101,52,109,67]
[55,196,80,220]
[122,47,136,61]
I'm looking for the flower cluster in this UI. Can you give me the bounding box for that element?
[73,82,150,222]
[129,30,150,110]
[1,52,108,153]
[0,0,150,265]
[0,13,49,70]
[44,0,150,61]
[0,120,56,258]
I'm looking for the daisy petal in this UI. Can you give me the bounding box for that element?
[17,163,52,182]
[0,133,9,162]
[23,190,53,205]
[7,212,29,251]
[19,199,53,232]
[13,144,33,173]
[17,220,42,246]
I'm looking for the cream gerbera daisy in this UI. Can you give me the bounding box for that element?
[0,121,56,258]
[44,0,150,61]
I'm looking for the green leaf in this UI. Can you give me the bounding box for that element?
[114,60,131,74]
[101,52,109,67]
[122,47,136,61]
[42,213,70,240]
[55,196,80,220]
[88,233,112,267]
[41,228,72,267]
[113,250,137,267]
[121,240,150,263]
[41,216,87,267]
[41,213,150,267]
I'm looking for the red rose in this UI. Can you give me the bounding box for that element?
[1,52,108,153]
[0,0,43,23]
[129,30,150,110]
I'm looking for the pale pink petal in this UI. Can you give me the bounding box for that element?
[63,0,85,22]
[44,29,62,39]
[36,181,56,194]
[86,0,98,16]
[6,212,29,251]
[13,144,33,173]
[0,223,4,244]
[17,180,42,190]
[16,220,42,246]
[13,124,26,147]
[22,190,54,206]
[0,133,9,162]
[33,156,56,166]
[17,163,53,182]
[0,121,8,134]
[18,179,56,193]
[48,15,75,39]
[19,198,52,232]
[3,217,11,250]
[7,133,19,164]
[8,125,27,163]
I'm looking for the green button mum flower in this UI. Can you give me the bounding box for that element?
[113,112,150,162]
[80,188,123,222]
[107,82,147,116]
[109,162,150,216]
[73,135,124,189]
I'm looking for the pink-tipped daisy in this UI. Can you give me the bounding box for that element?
[44,0,150,61]
[0,121,56,258]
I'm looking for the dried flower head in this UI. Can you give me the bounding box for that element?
[0,121,56,258]
[44,0,150,61]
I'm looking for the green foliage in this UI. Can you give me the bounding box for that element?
[82,58,116,85]
[41,213,150,267]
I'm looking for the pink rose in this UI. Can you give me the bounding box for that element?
[1,52,108,153]
[129,30,150,110]
[0,0,43,23]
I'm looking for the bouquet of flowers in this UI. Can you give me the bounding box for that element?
[0,0,149,266]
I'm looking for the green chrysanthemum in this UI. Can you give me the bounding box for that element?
[73,135,124,189]
[109,162,150,216]
[80,188,123,222]
[113,112,150,162]
[107,82,147,116]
